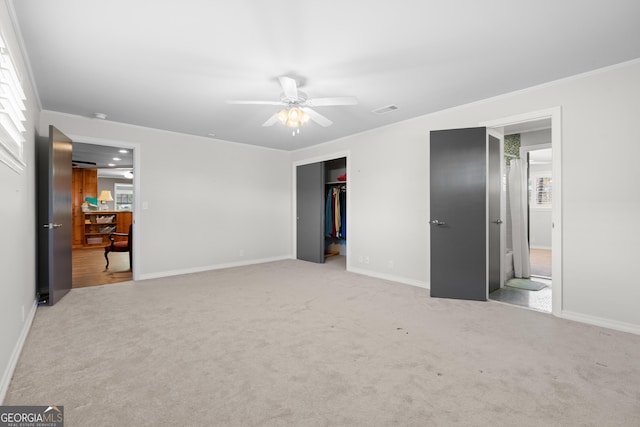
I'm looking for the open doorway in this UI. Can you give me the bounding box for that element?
[524,144,552,280]
[482,108,561,315]
[71,142,135,288]
[294,153,349,270]
[491,126,554,312]
[489,129,553,313]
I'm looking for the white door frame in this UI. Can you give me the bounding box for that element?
[486,128,505,296]
[481,107,562,316]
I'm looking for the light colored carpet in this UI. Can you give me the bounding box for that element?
[5,258,640,426]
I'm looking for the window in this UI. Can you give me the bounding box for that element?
[530,174,552,208]
[114,183,133,211]
[0,31,27,173]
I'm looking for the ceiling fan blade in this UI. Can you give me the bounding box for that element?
[302,107,332,127]
[305,96,358,107]
[71,160,97,165]
[279,76,298,101]
[262,114,278,127]
[226,100,285,106]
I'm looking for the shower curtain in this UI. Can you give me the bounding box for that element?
[508,159,531,278]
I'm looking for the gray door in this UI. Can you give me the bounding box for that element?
[296,162,325,263]
[37,126,73,305]
[488,134,502,292]
[430,127,487,301]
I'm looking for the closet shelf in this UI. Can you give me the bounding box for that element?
[326,181,347,185]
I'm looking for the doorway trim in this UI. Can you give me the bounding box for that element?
[481,107,562,316]
[486,128,506,294]
[68,134,142,281]
[292,150,350,266]
[521,143,552,279]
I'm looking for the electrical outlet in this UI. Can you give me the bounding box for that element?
[358,255,363,263]
[364,256,370,265]
[388,260,394,269]
[239,249,244,257]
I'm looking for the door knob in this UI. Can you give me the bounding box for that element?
[43,223,63,229]
[430,219,446,226]
[492,219,503,224]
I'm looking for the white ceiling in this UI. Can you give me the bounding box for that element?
[10,0,640,151]
[72,142,133,179]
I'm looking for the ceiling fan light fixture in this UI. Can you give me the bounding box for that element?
[276,107,310,129]
[276,109,289,125]
[230,75,351,131]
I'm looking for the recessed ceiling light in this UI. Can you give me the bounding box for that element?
[108,163,115,167]
[94,112,107,120]
[118,149,128,153]
[113,157,121,161]
[207,133,216,138]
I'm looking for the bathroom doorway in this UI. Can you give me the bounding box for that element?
[483,108,561,315]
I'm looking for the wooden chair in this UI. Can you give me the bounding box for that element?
[104,224,132,270]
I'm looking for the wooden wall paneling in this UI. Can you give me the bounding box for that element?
[72,169,84,246]
[83,169,97,199]
[71,168,98,247]
[117,211,132,233]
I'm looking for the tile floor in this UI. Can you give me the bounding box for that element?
[490,277,552,313]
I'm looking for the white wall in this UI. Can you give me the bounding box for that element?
[39,111,293,278]
[293,60,640,332]
[0,1,41,402]
[529,208,552,249]
[293,126,430,287]
[521,128,551,147]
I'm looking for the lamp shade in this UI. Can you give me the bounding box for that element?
[98,190,113,202]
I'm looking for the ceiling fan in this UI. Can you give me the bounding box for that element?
[72,159,97,168]
[227,76,357,132]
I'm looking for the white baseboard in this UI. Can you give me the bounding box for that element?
[1,300,37,404]
[347,266,429,290]
[530,245,552,250]
[138,255,292,281]
[560,310,640,336]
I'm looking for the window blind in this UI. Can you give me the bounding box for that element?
[0,31,27,169]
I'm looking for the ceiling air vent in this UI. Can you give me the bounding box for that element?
[372,104,399,114]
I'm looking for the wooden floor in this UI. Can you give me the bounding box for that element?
[530,248,552,278]
[72,247,132,288]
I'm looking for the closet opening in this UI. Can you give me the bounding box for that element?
[323,157,347,268]
[295,155,348,270]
